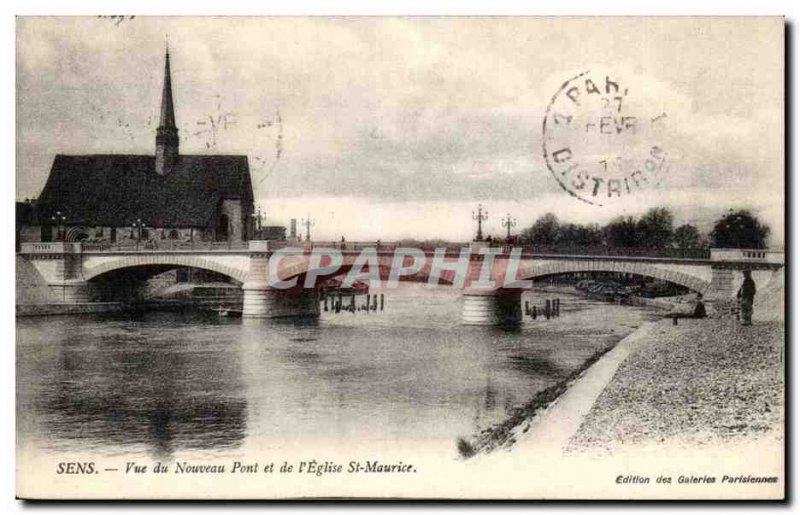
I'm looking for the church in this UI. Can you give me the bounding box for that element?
[18,48,255,246]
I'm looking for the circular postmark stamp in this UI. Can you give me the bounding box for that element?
[542,70,670,206]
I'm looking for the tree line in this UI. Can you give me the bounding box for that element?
[518,208,770,250]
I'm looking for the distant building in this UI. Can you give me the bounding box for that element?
[18,48,255,245]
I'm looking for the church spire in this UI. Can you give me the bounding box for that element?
[159,45,176,129]
[155,43,179,175]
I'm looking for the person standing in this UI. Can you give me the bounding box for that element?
[693,292,707,319]
[737,270,756,326]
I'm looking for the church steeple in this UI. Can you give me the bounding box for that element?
[155,44,179,175]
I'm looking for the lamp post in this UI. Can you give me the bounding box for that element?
[502,213,517,243]
[302,217,315,242]
[132,218,146,250]
[50,211,67,242]
[251,205,264,240]
[472,203,488,242]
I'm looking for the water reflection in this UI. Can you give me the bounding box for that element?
[506,353,568,379]
[17,286,662,459]
[19,313,248,459]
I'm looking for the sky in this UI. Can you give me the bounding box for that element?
[16,16,784,245]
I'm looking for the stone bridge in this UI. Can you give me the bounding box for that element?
[18,241,784,325]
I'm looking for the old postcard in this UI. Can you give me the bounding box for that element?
[15,16,785,500]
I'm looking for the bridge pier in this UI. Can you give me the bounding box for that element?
[48,280,91,304]
[461,290,522,326]
[242,283,320,319]
[707,266,738,300]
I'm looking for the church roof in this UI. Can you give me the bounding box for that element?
[36,154,253,227]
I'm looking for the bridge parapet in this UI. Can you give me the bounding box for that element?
[249,241,718,260]
[82,241,248,253]
[19,241,253,254]
[23,240,783,265]
[710,248,784,265]
[249,240,470,253]
[19,242,81,254]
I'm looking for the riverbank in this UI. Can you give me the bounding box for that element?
[568,317,784,452]
[16,299,244,317]
[458,338,620,458]
[16,302,124,317]
[466,312,783,459]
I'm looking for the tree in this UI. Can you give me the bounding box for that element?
[710,210,770,249]
[637,207,674,249]
[603,216,639,248]
[526,213,560,245]
[556,223,602,247]
[673,224,704,251]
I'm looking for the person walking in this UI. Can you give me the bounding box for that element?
[737,270,756,326]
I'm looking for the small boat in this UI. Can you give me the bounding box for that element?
[320,278,370,296]
[211,307,242,318]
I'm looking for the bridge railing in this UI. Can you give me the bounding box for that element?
[19,242,81,254]
[710,248,784,264]
[248,240,475,254]
[21,240,781,263]
[68,240,714,259]
[521,245,712,260]
[247,241,714,259]
[78,241,250,252]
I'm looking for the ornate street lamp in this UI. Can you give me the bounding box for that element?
[250,205,264,239]
[472,203,488,242]
[502,213,517,243]
[302,217,315,242]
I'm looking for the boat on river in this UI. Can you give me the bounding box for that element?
[211,307,242,318]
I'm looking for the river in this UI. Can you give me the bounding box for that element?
[16,284,663,463]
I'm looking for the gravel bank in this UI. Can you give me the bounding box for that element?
[568,318,784,452]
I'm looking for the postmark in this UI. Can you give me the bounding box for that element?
[542,70,670,206]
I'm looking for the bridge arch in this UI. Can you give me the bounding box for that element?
[83,254,248,284]
[514,260,710,294]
